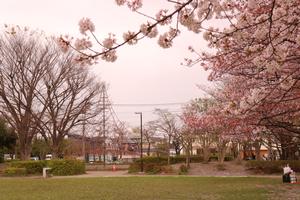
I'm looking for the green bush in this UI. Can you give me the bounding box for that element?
[224,156,234,161]
[128,155,206,174]
[0,149,4,163]
[129,156,204,174]
[9,160,47,174]
[48,159,85,176]
[246,160,300,174]
[178,164,188,175]
[128,162,163,174]
[129,157,170,174]
[144,163,162,174]
[4,167,27,176]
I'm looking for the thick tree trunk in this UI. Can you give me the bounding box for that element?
[52,148,59,159]
[253,140,262,160]
[51,141,61,159]
[203,147,210,163]
[218,148,226,164]
[19,143,32,160]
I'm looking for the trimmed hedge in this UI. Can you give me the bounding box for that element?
[5,159,85,176]
[246,160,300,174]
[9,160,47,174]
[48,159,85,176]
[4,167,27,176]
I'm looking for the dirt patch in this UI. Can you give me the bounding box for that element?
[268,183,300,200]
[0,163,7,175]
[177,161,252,176]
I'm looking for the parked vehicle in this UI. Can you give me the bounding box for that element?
[30,156,39,161]
[4,154,12,161]
[45,154,52,160]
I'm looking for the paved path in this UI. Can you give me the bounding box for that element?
[53,170,132,178]
[51,170,281,179]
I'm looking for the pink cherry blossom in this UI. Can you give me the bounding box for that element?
[78,18,95,35]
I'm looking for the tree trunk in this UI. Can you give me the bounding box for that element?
[147,142,151,156]
[52,149,59,159]
[218,147,226,164]
[217,140,227,164]
[51,142,61,159]
[167,136,171,165]
[20,144,31,160]
[253,140,262,160]
[186,148,190,168]
[203,147,210,163]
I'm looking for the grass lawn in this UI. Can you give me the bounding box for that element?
[0,176,299,200]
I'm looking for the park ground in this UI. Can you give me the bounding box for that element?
[0,176,300,200]
[1,161,300,200]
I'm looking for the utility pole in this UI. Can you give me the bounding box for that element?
[102,84,106,167]
[82,116,86,162]
[135,112,143,172]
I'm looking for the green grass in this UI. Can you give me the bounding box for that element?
[0,177,298,200]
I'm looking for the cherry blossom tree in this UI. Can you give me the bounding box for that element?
[57,0,237,64]
[56,0,300,151]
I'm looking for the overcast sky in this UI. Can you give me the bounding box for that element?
[0,0,212,126]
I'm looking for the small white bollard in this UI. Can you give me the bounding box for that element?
[43,167,51,178]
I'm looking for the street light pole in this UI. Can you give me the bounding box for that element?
[135,112,143,172]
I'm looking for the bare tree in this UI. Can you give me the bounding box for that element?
[143,121,156,156]
[35,53,103,158]
[178,128,194,168]
[111,122,128,159]
[153,109,178,165]
[0,29,56,160]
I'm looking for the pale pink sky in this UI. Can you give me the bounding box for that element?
[0,0,212,126]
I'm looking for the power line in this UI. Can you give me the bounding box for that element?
[116,110,182,114]
[112,102,187,107]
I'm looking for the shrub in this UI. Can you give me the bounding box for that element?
[0,150,4,163]
[128,163,140,173]
[246,160,300,174]
[129,157,173,174]
[4,167,27,176]
[141,156,168,165]
[48,159,85,176]
[178,164,188,175]
[224,156,234,162]
[209,156,218,161]
[129,162,163,174]
[161,165,173,174]
[129,156,204,174]
[216,163,226,171]
[144,163,162,174]
[171,155,203,164]
[9,160,47,174]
